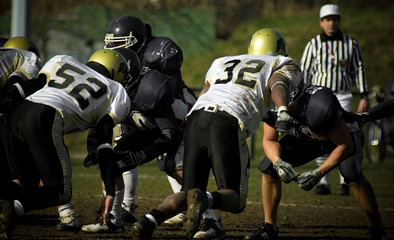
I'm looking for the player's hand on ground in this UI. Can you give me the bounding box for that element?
[273,158,299,183]
[297,169,322,191]
[95,197,106,221]
[102,195,114,224]
[84,151,98,167]
[116,151,144,171]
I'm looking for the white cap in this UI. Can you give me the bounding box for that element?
[319,4,340,19]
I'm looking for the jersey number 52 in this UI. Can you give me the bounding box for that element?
[48,63,108,109]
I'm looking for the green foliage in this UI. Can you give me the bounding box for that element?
[182,6,394,91]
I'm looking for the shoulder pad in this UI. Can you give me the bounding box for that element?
[141,36,183,75]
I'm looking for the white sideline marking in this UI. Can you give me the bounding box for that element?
[245,201,394,212]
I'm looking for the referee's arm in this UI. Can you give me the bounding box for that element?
[352,40,369,113]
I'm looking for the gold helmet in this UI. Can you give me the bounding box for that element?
[87,49,130,84]
[248,28,287,56]
[3,36,40,57]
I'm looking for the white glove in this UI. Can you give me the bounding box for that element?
[297,169,322,191]
[275,106,295,133]
[273,158,299,183]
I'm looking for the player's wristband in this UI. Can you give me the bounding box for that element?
[97,143,113,152]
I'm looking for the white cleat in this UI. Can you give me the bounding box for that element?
[162,211,186,227]
[56,209,81,231]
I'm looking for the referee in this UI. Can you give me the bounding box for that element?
[300,4,369,196]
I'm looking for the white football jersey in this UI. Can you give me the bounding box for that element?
[0,48,42,101]
[27,55,131,134]
[190,54,303,137]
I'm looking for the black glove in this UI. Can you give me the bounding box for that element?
[343,111,369,127]
[273,158,299,183]
[116,151,144,172]
[297,169,322,191]
[275,106,295,133]
[84,151,98,167]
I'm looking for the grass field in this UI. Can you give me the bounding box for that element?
[11,134,394,239]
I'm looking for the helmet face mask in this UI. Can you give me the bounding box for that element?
[248,28,288,56]
[104,32,138,50]
[104,15,147,53]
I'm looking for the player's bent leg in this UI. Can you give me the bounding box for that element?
[349,176,389,239]
[122,168,138,224]
[350,177,383,227]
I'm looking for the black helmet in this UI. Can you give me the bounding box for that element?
[104,15,147,53]
[114,48,141,87]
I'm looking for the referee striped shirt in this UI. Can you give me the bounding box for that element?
[300,31,368,98]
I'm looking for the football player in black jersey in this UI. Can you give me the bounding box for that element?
[101,15,224,235]
[245,85,389,240]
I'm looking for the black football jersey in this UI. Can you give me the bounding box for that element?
[263,85,343,141]
[126,68,177,132]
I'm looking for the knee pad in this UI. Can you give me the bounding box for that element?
[232,205,246,214]
[259,157,279,179]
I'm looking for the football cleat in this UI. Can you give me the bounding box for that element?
[244,222,278,240]
[184,189,209,238]
[162,211,186,227]
[193,217,226,239]
[81,217,124,233]
[314,184,331,195]
[122,203,138,224]
[56,209,81,231]
[131,215,156,240]
[337,184,350,196]
[0,200,13,239]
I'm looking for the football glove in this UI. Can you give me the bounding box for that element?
[275,106,295,133]
[297,169,322,191]
[342,111,369,127]
[116,151,144,171]
[273,158,299,183]
[84,151,98,168]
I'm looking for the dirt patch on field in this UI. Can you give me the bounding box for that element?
[10,192,393,240]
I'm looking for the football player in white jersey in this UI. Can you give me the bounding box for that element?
[130,28,304,240]
[0,49,131,239]
[0,36,43,193]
